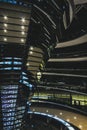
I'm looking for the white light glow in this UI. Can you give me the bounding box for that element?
[4,29,7,33]
[21,39,24,42]
[4,16,8,20]
[4,38,7,41]
[26,63,29,66]
[21,26,25,29]
[46,110,48,112]
[4,23,8,27]
[29,51,33,54]
[79,125,82,129]
[21,31,25,35]
[74,116,77,120]
[21,18,25,23]
[30,46,34,50]
[59,112,63,115]
[66,119,70,122]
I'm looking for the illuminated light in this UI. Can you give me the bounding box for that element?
[21,26,25,29]
[30,46,34,50]
[59,112,63,115]
[21,18,25,23]
[29,51,33,54]
[66,119,70,122]
[26,63,29,66]
[4,38,7,41]
[21,39,24,42]
[4,29,7,33]
[79,125,82,129]
[74,116,77,120]
[46,110,48,112]
[4,16,8,20]
[4,23,8,27]
[21,31,25,35]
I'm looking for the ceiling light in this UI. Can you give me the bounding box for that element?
[4,23,7,27]
[66,119,70,122]
[4,29,7,33]
[74,116,77,120]
[26,63,29,66]
[79,125,82,129]
[4,16,8,20]
[21,39,24,42]
[21,18,25,23]
[21,26,25,29]
[46,110,48,112]
[30,46,34,50]
[4,38,7,41]
[21,31,25,35]
[59,112,63,115]
[29,51,33,54]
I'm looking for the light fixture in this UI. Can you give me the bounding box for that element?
[59,112,63,115]
[29,51,33,54]
[26,63,29,66]
[21,39,24,43]
[74,116,77,120]
[21,26,25,29]
[46,110,48,112]
[21,31,25,35]
[4,23,7,27]
[66,119,70,122]
[21,18,25,23]
[30,46,34,50]
[79,125,82,129]
[4,38,7,41]
[4,16,8,20]
[4,29,7,33]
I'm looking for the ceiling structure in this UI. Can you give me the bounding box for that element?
[31,0,87,114]
[0,0,87,130]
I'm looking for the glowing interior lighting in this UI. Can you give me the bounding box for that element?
[79,125,82,129]
[4,16,8,20]
[4,23,8,27]
[21,18,25,23]
[74,116,77,120]
[21,31,25,35]
[21,39,24,42]
[4,29,7,33]
[59,112,63,115]
[30,46,34,50]
[26,63,29,66]
[46,110,48,112]
[21,26,25,29]
[29,51,33,54]
[4,38,7,41]
[66,119,70,122]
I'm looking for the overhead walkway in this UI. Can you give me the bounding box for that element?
[74,0,87,5]
[56,34,87,48]
[48,57,87,62]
